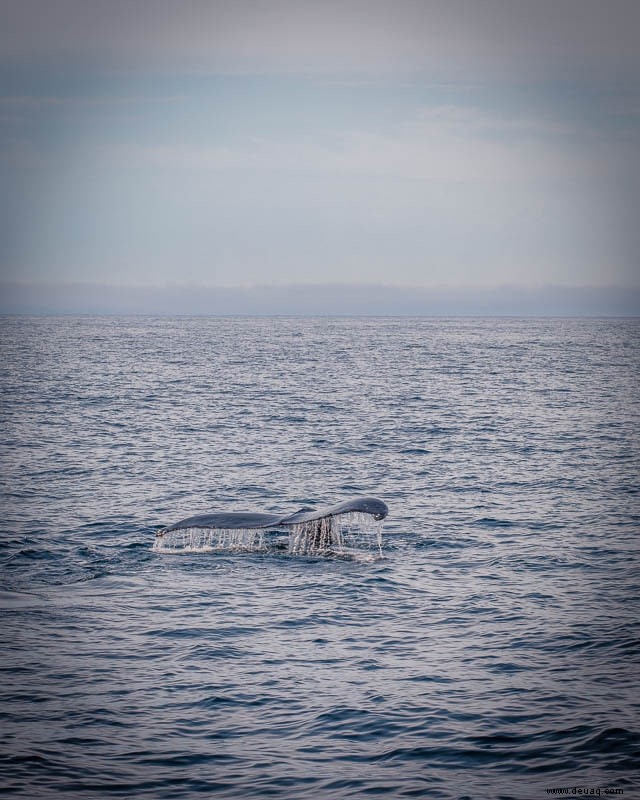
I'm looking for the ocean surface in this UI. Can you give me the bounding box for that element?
[1,315,639,800]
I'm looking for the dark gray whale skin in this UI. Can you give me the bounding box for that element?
[159,497,388,534]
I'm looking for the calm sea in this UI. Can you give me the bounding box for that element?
[1,316,639,799]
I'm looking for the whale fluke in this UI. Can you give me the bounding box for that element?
[154,497,388,555]
[280,497,388,525]
[162,511,283,533]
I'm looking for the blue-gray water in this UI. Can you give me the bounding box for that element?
[1,316,639,799]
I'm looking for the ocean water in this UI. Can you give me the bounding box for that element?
[1,315,639,800]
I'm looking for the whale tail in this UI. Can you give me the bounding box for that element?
[153,497,387,556]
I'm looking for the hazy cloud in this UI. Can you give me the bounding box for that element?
[123,105,636,184]
[2,0,639,81]
[1,1,639,302]
[2,281,638,317]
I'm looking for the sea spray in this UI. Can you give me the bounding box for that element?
[288,515,337,555]
[153,527,266,553]
[288,512,383,556]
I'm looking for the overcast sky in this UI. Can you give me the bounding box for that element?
[1,0,639,303]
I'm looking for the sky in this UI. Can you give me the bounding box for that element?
[1,0,639,312]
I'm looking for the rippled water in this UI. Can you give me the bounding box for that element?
[1,316,639,799]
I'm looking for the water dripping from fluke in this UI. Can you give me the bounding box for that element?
[153,497,388,558]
